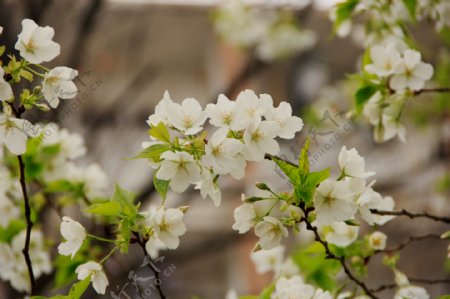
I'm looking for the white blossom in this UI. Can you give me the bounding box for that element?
[365,45,401,77]
[58,216,86,259]
[243,119,280,161]
[232,203,257,233]
[395,286,430,299]
[166,97,206,135]
[152,208,187,249]
[255,216,288,250]
[391,49,433,92]
[0,113,34,155]
[314,180,357,225]
[157,151,201,193]
[15,19,60,64]
[145,235,166,259]
[339,146,375,178]
[372,196,396,225]
[264,99,304,139]
[324,221,359,247]
[250,245,285,274]
[235,89,268,125]
[205,94,247,131]
[368,231,387,250]
[0,67,13,102]
[42,67,78,108]
[202,128,245,179]
[271,275,313,299]
[147,90,174,127]
[76,261,109,295]
[195,169,222,207]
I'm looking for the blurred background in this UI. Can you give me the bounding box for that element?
[0,0,449,298]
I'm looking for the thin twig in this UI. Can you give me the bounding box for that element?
[370,209,450,224]
[132,232,166,299]
[375,234,442,254]
[9,102,37,295]
[414,87,450,95]
[371,278,450,293]
[299,206,377,299]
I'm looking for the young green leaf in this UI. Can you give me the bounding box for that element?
[354,84,379,114]
[86,201,121,217]
[130,144,170,161]
[149,122,171,143]
[153,174,170,200]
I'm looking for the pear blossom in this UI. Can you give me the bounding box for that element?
[373,96,406,143]
[76,261,109,295]
[205,94,247,131]
[147,90,174,127]
[166,97,206,135]
[365,45,401,77]
[250,245,285,274]
[394,286,429,299]
[264,100,304,139]
[372,196,396,225]
[347,178,382,225]
[255,216,288,250]
[58,216,86,259]
[232,203,257,233]
[42,67,78,108]
[314,180,357,225]
[235,89,267,124]
[15,19,60,64]
[271,275,314,299]
[324,221,359,247]
[0,243,15,281]
[202,128,245,179]
[368,231,387,250]
[157,151,201,193]
[145,235,166,259]
[226,289,239,299]
[278,258,300,278]
[65,163,109,198]
[0,67,13,102]
[243,119,280,161]
[195,170,222,207]
[390,49,433,92]
[0,114,34,155]
[152,208,187,249]
[339,147,375,178]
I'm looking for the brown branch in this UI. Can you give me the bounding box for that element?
[17,155,36,295]
[414,87,450,95]
[371,278,450,293]
[132,232,166,299]
[299,206,377,299]
[8,103,37,295]
[370,209,450,224]
[375,234,442,254]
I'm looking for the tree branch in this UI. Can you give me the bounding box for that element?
[370,209,450,224]
[299,206,377,299]
[370,278,450,293]
[375,234,442,254]
[132,232,166,299]
[414,87,450,95]
[10,103,36,295]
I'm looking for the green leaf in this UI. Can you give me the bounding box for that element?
[68,276,91,299]
[19,69,33,82]
[354,84,379,114]
[54,254,85,289]
[344,219,360,226]
[334,0,359,29]
[86,201,121,216]
[402,0,417,18]
[0,219,26,242]
[0,46,5,56]
[130,144,170,161]
[153,174,170,200]
[112,184,138,217]
[272,156,299,185]
[307,168,330,187]
[441,230,450,239]
[244,196,266,203]
[149,122,171,143]
[258,282,275,299]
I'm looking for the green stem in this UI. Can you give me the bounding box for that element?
[25,67,45,78]
[100,246,118,264]
[87,234,116,244]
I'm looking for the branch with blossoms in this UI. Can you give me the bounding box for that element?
[1,12,450,299]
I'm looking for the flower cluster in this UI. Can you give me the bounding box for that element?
[0,19,79,155]
[213,0,316,61]
[232,146,395,250]
[0,230,51,293]
[142,89,303,207]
